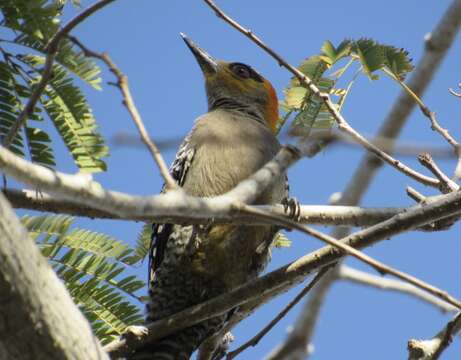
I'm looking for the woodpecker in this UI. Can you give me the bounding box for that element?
[131,34,289,360]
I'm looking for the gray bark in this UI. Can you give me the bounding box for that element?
[0,192,108,360]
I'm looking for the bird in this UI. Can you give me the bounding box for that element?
[130,33,292,360]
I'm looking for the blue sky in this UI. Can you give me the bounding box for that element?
[50,1,461,358]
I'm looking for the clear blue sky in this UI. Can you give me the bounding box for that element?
[53,1,461,358]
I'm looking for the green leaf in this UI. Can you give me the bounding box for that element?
[22,215,146,344]
[0,0,61,41]
[283,86,308,109]
[25,126,56,167]
[291,77,335,135]
[296,55,330,84]
[353,39,385,80]
[281,54,339,135]
[321,39,352,65]
[351,39,414,81]
[123,222,151,265]
[70,280,143,344]
[383,46,414,81]
[20,56,108,172]
[15,34,102,89]
[0,61,25,157]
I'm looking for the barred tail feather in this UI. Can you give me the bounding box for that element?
[129,316,225,360]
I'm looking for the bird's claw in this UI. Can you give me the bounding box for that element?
[123,325,149,342]
[282,196,301,223]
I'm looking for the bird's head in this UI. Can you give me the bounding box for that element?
[181,33,278,133]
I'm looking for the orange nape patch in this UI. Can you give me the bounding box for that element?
[263,80,279,133]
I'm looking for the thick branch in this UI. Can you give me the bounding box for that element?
[237,204,461,311]
[104,188,461,357]
[0,192,108,360]
[0,144,299,221]
[4,187,412,226]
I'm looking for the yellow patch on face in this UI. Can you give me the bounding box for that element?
[204,61,261,92]
[205,61,279,134]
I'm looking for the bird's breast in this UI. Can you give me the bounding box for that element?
[182,109,282,199]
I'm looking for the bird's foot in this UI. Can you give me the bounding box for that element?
[282,196,301,223]
[123,325,149,342]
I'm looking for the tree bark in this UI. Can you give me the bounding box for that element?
[0,192,108,360]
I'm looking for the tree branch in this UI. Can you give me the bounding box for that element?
[202,0,440,188]
[237,203,461,311]
[0,191,108,360]
[104,188,461,358]
[68,36,178,190]
[408,312,461,360]
[265,267,338,360]
[331,0,461,208]
[418,153,459,193]
[0,144,299,222]
[4,187,416,226]
[227,267,332,360]
[338,265,458,314]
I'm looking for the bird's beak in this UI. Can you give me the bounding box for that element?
[180,33,218,76]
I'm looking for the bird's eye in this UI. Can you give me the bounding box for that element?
[231,64,251,79]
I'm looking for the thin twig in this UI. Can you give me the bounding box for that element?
[226,267,332,360]
[203,0,439,188]
[2,0,116,147]
[265,266,339,360]
[407,186,427,203]
[236,203,461,311]
[426,111,461,157]
[418,153,459,193]
[408,312,461,359]
[338,265,457,314]
[113,131,461,159]
[425,110,461,180]
[324,0,461,210]
[69,36,178,190]
[449,83,461,97]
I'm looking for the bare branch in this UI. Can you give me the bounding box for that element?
[227,267,332,360]
[2,0,116,147]
[418,153,459,192]
[202,0,440,188]
[425,111,461,160]
[104,188,461,357]
[449,83,461,97]
[69,36,178,190]
[330,0,461,207]
[407,186,427,203]
[408,312,461,360]
[237,203,461,311]
[423,110,461,181]
[4,187,417,226]
[265,267,338,360]
[0,144,299,222]
[114,130,461,159]
[338,265,457,314]
[0,192,108,360]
